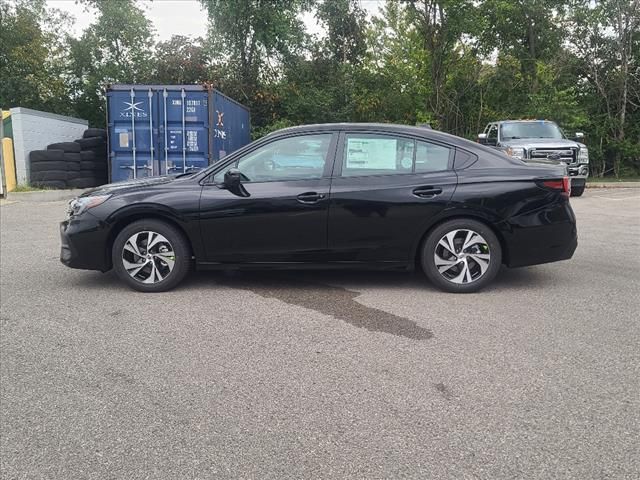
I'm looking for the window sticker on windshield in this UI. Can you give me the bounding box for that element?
[346,138,397,169]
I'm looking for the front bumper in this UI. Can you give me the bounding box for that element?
[566,164,588,188]
[60,213,111,272]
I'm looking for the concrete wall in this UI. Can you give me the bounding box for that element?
[10,108,88,184]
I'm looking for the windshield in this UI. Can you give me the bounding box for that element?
[500,122,564,140]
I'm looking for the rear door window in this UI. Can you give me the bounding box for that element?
[341,134,451,176]
[415,141,452,173]
[342,134,414,177]
[342,134,415,177]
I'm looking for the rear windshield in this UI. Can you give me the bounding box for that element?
[500,122,564,140]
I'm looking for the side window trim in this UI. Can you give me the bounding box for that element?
[204,132,338,185]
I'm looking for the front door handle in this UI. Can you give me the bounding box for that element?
[413,186,443,198]
[297,192,326,204]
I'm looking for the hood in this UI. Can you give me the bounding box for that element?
[501,138,585,149]
[80,175,178,197]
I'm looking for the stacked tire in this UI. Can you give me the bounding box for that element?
[70,129,109,189]
[27,128,108,190]
[29,142,80,188]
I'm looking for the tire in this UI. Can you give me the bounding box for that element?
[67,177,98,189]
[421,219,502,293]
[30,149,64,162]
[570,186,585,197]
[83,128,107,139]
[86,148,107,161]
[31,180,67,189]
[30,160,68,172]
[80,160,107,170]
[47,142,81,153]
[67,161,81,171]
[30,170,68,182]
[112,219,191,292]
[75,137,105,149]
[80,151,95,161]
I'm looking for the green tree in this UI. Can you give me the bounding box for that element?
[354,1,422,124]
[569,0,640,176]
[478,0,569,94]
[67,0,155,126]
[0,0,72,113]
[199,0,310,105]
[154,36,211,84]
[316,0,366,64]
[268,0,369,129]
[406,0,481,131]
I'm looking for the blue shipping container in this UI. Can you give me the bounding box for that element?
[106,84,250,182]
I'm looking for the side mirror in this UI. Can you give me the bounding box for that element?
[477,133,487,144]
[575,132,584,140]
[223,168,249,197]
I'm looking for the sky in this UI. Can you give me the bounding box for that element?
[47,0,384,42]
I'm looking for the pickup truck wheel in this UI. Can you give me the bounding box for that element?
[570,185,585,197]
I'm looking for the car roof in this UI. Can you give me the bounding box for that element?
[267,122,476,149]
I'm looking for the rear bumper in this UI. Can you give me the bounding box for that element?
[60,214,111,272]
[503,200,578,268]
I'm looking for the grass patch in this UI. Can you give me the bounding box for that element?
[11,184,56,192]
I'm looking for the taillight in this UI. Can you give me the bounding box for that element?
[539,177,571,197]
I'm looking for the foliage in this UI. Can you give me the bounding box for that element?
[1,0,638,177]
[199,0,311,102]
[0,0,72,114]
[154,36,210,84]
[67,0,156,126]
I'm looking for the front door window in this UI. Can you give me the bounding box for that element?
[213,134,333,183]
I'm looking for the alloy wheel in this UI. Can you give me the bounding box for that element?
[121,231,175,284]
[433,229,491,284]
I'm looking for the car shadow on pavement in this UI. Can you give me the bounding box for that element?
[69,264,551,294]
[186,266,551,293]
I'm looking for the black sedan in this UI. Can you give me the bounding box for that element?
[60,123,577,293]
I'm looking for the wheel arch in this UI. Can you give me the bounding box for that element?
[412,212,510,269]
[105,210,196,271]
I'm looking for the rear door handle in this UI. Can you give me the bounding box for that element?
[297,192,326,204]
[413,186,443,198]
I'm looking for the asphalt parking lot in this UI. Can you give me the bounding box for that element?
[1,188,639,479]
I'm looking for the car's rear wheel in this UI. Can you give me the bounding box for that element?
[421,219,502,293]
[112,219,191,292]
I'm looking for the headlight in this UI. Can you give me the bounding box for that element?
[578,147,589,163]
[506,147,525,159]
[67,195,111,217]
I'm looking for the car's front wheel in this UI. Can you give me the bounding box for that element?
[112,219,191,292]
[421,219,502,293]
